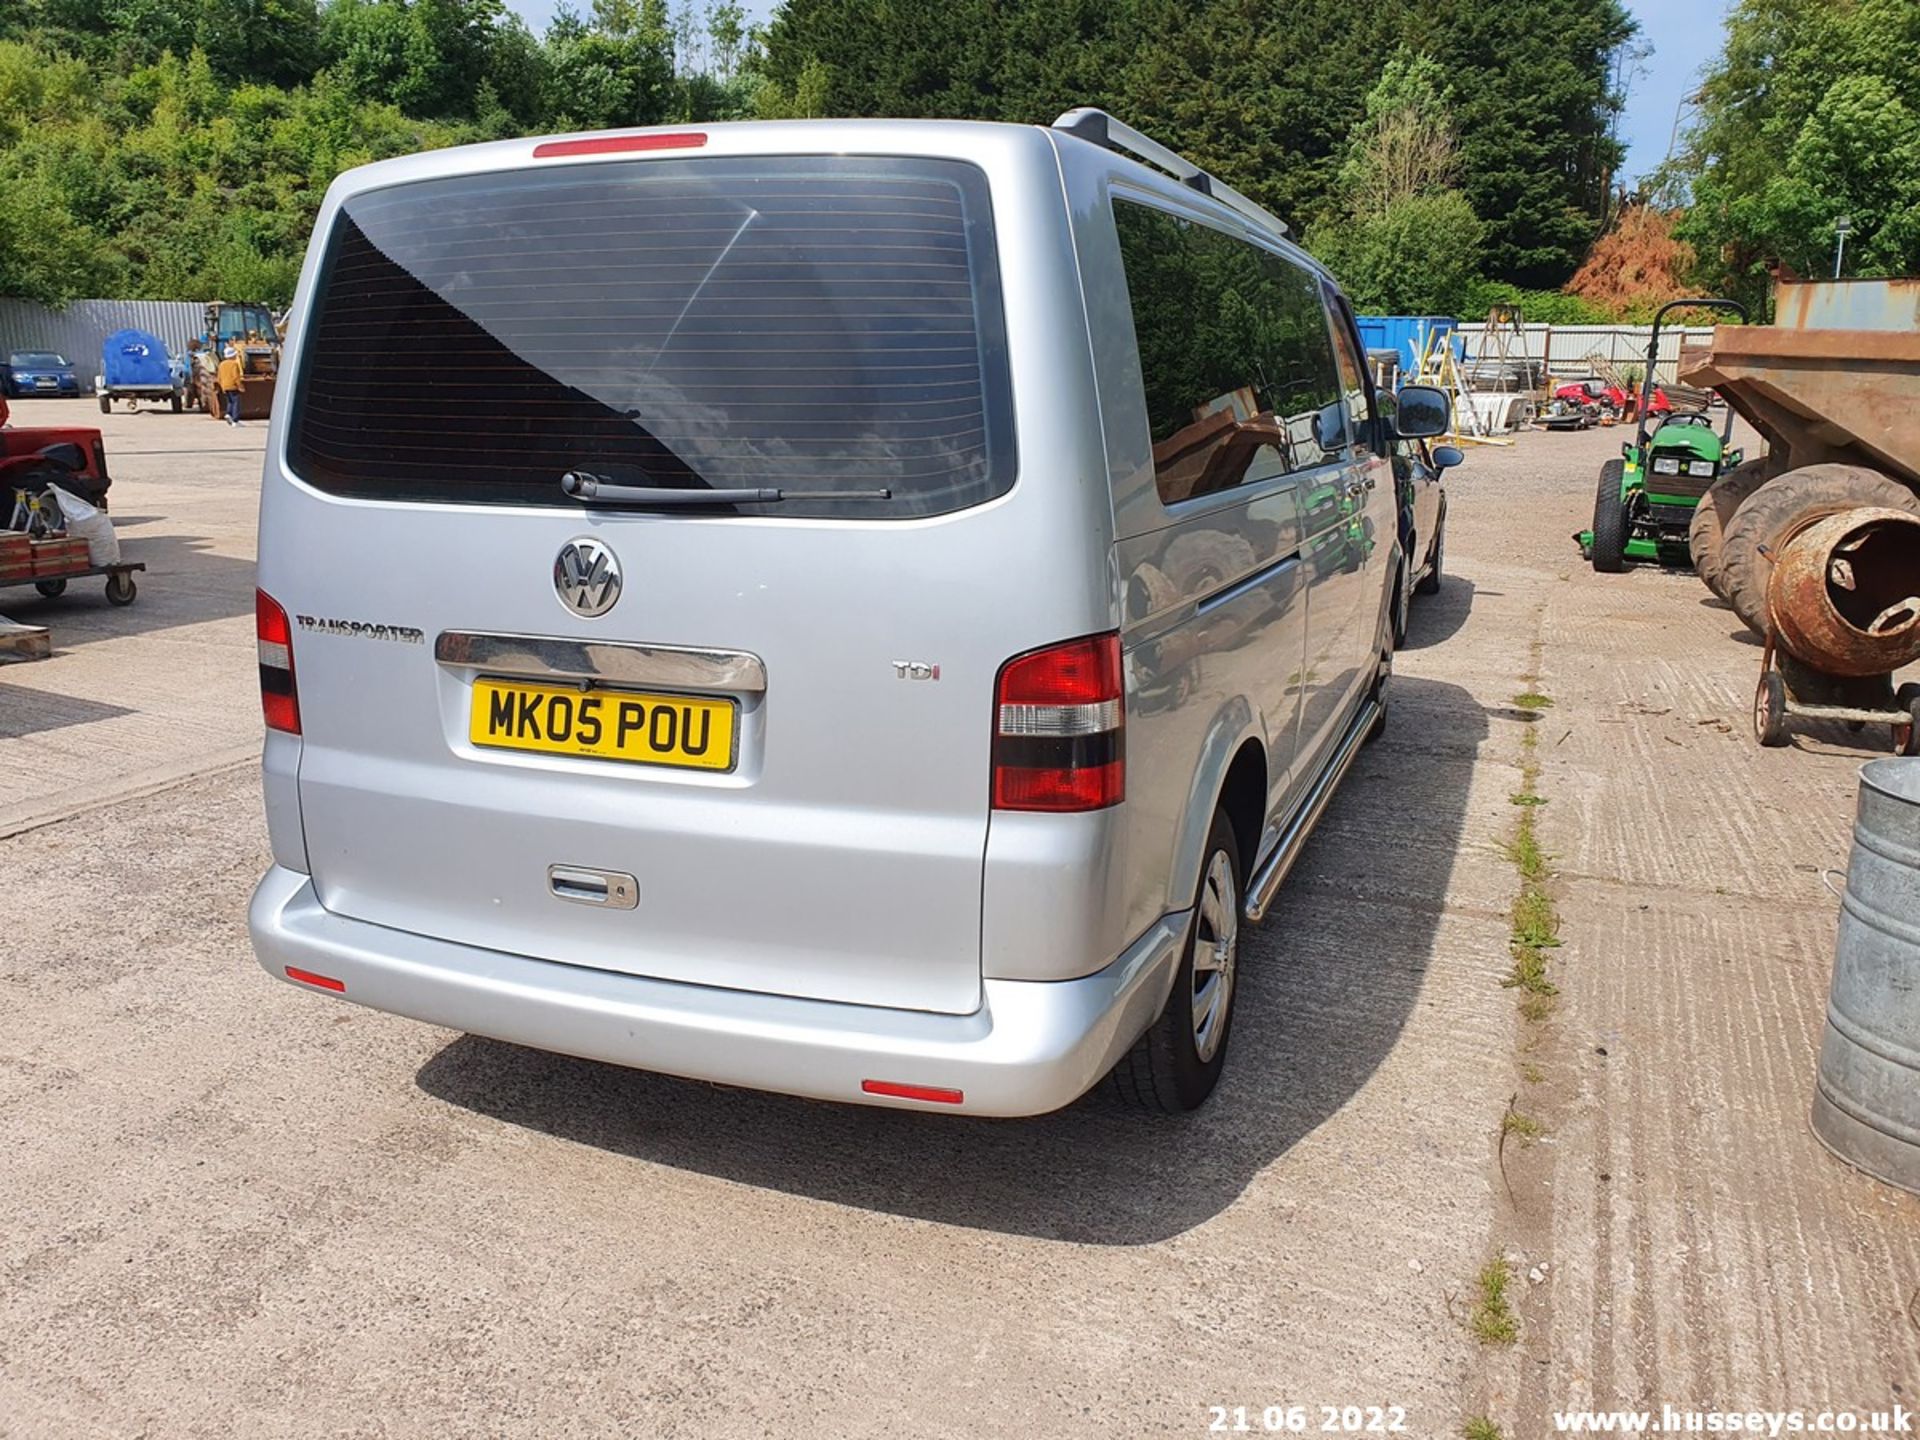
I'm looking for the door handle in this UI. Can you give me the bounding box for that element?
[548,865,639,909]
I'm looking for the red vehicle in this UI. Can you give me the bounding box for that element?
[1542,376,1672,432]
[1550,377,1672,416]
[0,393,113,512]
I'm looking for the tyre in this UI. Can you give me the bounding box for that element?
[1721,463,1920,637]
[34,578,66,599]
[1590,460,1629,572]
[170,390,183,414]
[1688,457,1772,599]
[1391,555,1410,648]
[97,392,110,415]
[104,571,136,606]
[1897,685,1920,758]
[1110,808,1242,1113]
[1754,671,1789,747]
[1415,501,1445,595]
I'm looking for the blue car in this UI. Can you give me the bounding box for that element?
[6,351,81,398]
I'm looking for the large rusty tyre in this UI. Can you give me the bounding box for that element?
[1720,464,1920,637]
[1689,457,1772,599]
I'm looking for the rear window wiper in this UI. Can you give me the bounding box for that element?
[561,472,892,507]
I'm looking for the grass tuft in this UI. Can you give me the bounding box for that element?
[1463,1420,1505,1440]
[1502,730,1560,1020]
[1513,692,1554,711]
[1469,1257,1520,1346]
[1500,1108,1545,1142]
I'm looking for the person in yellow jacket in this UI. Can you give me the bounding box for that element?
[216,344,246,426]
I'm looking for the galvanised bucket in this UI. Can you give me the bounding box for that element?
[1813,757,1920,1193]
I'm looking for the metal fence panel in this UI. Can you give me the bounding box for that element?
[0,299,204,390]
[1456,322,1716,384]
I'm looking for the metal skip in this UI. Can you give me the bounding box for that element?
[1813,758,1920,1193]
[1767,507,1920,678]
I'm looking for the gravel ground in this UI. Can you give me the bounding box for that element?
[0,401,1912,1437]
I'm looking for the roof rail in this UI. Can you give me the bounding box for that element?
[1052,107,1291,239]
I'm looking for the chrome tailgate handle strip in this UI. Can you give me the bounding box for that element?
[436,631,767,694]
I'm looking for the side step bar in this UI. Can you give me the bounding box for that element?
[1242,696,1380,923]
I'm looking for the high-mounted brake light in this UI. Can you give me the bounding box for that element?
[533,132,708,158]
[257,588,300,735]
[992,633,1125,812]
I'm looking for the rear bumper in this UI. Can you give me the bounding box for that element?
[248,866,1188,1117]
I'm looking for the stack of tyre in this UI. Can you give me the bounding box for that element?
[1691,460,1920,751]
[1692,461,1919,632]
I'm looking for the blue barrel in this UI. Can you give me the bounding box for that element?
[1813,758,1920,1192]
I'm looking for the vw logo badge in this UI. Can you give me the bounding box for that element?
[554,537,622,617]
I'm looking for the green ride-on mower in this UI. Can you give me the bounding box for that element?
[1578,298,1747,572]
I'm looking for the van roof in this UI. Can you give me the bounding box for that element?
[323,117,1039,198]
[317,115,1325,288]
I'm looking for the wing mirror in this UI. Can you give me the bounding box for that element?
[1311,400,1349,451]
[1431,444,1464,471]
[1395,384,1451,439]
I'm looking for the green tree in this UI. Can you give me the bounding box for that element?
[541,0,674,130]
[1310,191,1484,316]
[1305,52,1484,315]
[196,0,323,87]
[1665,0,1920,308]
[757,0,1632,288]
[319,0,520,120]
[1406,1,1634,286]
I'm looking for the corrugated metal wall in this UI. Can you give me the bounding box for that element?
[0,299,203,389]
[1455,322,1716,384]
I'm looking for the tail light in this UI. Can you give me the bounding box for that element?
[257,589,300,735]
[992,632,1124,811]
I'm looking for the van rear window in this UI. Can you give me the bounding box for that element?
[288,156,1015,518]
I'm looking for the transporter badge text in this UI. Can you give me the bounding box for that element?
[295,615,426,645]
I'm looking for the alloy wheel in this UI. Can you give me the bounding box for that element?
[1190,849,1239,1063]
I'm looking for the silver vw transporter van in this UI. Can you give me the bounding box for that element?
[249,110,1454,1115]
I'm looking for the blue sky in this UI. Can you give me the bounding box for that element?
[502,0,1727,185]
[1615,0,1735,184]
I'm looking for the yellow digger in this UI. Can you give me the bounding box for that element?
[185,302,281,421]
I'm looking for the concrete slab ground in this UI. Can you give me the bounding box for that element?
[0,397,262,835]
[0,402,1911,1437]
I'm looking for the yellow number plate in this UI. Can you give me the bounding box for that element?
[470,678,736,771]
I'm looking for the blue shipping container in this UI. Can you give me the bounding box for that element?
[1355,315,1460,372]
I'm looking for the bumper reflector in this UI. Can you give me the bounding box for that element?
[285,966,346,992]
[861,1079,964,1105]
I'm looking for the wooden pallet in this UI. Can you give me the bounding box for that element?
[0,615,51,663]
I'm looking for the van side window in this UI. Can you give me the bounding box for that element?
[1112,198,1345,506]
[1323,291,1376,457]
